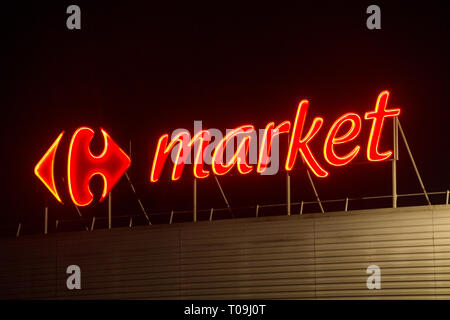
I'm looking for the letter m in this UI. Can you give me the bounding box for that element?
[150,131,192,182]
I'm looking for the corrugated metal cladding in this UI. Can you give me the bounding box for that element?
[1,205,450,299]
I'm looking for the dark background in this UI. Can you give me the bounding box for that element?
[2,1,449,235]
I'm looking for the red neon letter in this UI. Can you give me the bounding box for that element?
[189,130,212,179]
[212,125,254,176]
[67,127,131,206]
[150,131,191,182]
[150,130,214,182]
[364,91,401,161]
[285,100,328,178]
[34,131,64,203]
[257,121,290,173]
[323,113,362,166]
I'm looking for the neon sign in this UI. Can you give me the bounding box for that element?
[67,127,131,206]
[151,90,400,182]
[34,131,65,203]
[35,90,400,206]
[35,128,131,206]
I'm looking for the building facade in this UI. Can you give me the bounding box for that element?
[1,205,450,299]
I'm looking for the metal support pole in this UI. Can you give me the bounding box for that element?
[127,141,134,229]
[256,204,259,217]
[209,208,214,221]
[287,173,291,216]
[108,192,112,229]
[397,120,431,206]
[125,172,151,225]
[306,169,325,214]
[169,210,174,224]
[74,205,82,217]
[63,177,89,231]
[193,178,197,222]
[392,117,398,208]
[214,176,233,218]
[90,217,96,231]
[299,201,304,215]
[446,190,449,205]
[44,206,48,235]
[73,205,89,231]
[286,132,292,216]
[16,223,22,238]
[345,197,349,212]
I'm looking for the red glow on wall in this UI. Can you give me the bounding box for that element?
[67,127,131,206]
[34,131,64,203]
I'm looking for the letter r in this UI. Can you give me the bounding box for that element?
[67,127,131,206]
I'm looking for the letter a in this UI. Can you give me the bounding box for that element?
[66,5,81,30]
[66,265,81,290]
[366,265,381,289]
[366,5,381,30]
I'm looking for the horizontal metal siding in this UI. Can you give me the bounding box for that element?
[0,205,449,299]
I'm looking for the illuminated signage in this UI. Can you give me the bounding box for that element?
[151,90,400,181]
[67,127,131,206]
[35,90,400,206]
[34,131,65,203]
[35,128,130,206]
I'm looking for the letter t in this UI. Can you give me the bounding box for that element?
[364,91,401,161]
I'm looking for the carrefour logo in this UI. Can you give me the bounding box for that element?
[34,127,131,206]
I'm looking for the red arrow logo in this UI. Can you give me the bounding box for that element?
[67,127,131,206]
[34,128,131,206]
[34,131,65,203]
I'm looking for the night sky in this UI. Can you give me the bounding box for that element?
[3,1,449,235]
